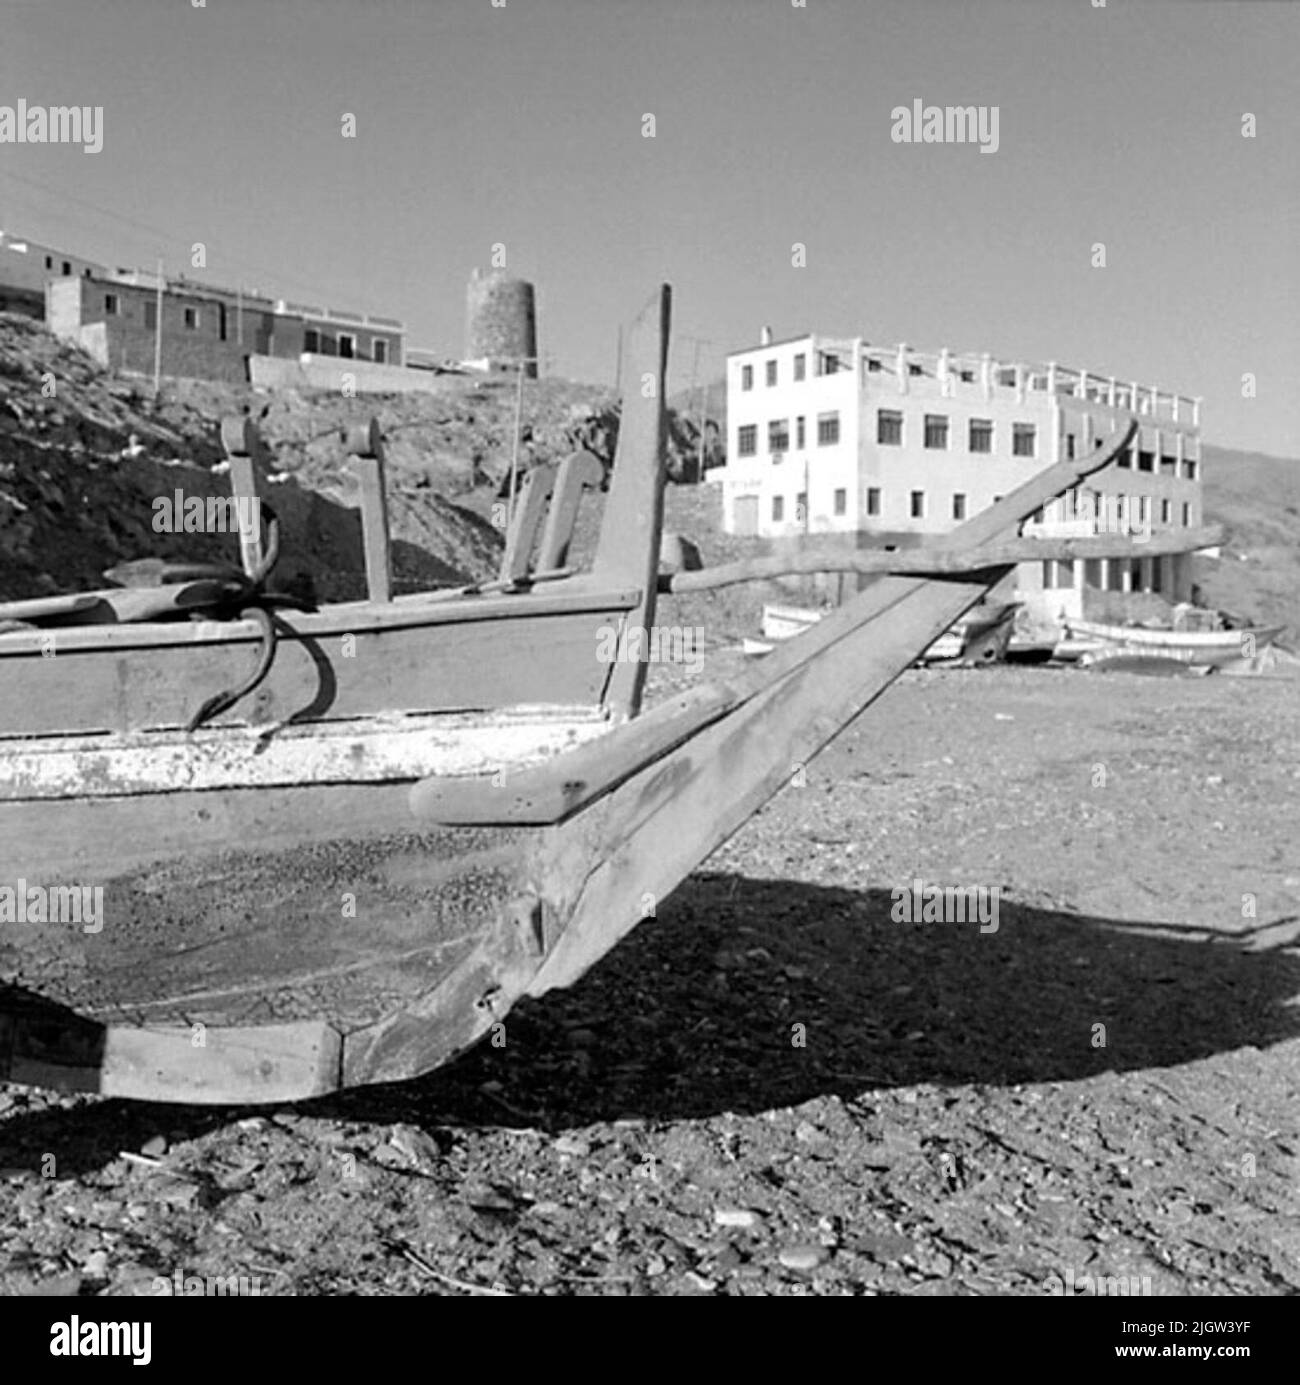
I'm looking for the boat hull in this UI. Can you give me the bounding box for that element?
[1066,618,1284,668]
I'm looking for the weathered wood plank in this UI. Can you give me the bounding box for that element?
[0,1007,342,1103]
[537,450,605,572]
[2,707,611,800]
[662,522,1225,593]
[591,286,671,719]
[0,608,619,735]
[501,463,556,585]
[353,454,392,603]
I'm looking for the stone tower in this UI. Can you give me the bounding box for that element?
[465,269,538,378]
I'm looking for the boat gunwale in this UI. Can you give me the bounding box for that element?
[0,577,644,655]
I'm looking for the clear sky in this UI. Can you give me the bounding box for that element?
[1,0,1296,453]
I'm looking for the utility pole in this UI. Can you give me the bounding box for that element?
[614,324,623,396]
[236,284,243,346]
[505,354,542,531]
[152,258,164,396]
[678,334,714,484]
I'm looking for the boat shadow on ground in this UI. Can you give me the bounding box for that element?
[3,873,1298,1164]
[360,870,1300,1129]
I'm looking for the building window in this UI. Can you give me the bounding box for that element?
[877,409,902,446]
[1117,443,1133,469]
[1044,560,1075,589]
[1160,499,1171,524]
[820,353,840,375]
[1184,457,1197,481]
[924,414,948,450]
[910,490,925,519]
[765,359,777,387]
[834,488,847,516]
[866,356,883,372]
[865,487,881,517]
[741,364,753,391]
[795,491,807,518]
[737,424,757,457]
[373,339,387,364]
[795,416,805,449]
[1012,424,1036,457]
[969,419,993,453]
[44,255,53,269]
[908,363,924,376]
[103,294,118,315]
[952,493,967,521]
[1137,449,1154,472]
[1065,433,1076,460]
[1182,502,1191,526]
[83,267,92,277]
[768,419,789,453]
[817,411,840,446]
[304,328,320,353]
[144,301,157,330]
[793,353,805,382]
[339,333,356,359]
[62,261,71,275]
[772,495,784,523]
[1139,496,1151,524]
[184,306,199,330]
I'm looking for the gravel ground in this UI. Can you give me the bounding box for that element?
[2,665,1297,1297]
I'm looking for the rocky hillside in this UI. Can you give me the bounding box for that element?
[1194,445,1300,637]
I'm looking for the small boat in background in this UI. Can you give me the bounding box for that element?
[1066,617,1284,670]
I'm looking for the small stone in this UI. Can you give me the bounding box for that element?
[644,1254,668,1277]
[684,1271,717,1292]
[779,1245,829,1272]
[794,1121,824,1143]
[553,1136,591,1158]
[140,1135,167,1159]
[713,1208,760,1229]
[236,1117,266,1132]
[80,1249,111,1278]
[529,1200,562,1216]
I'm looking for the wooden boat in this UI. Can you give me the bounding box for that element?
[762,599,1018,666]
[1066,617,1284,669]
[0,285,1153,1105]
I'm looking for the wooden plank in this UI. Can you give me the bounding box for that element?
[0,608,619,736]
[2,708,611,800]
[99,1023,342,1103]
[221,417,264,578]
[500,463,556,585]
[0,1009,342,1103]
[591,285,671,719]
[0,779,423,879]
[663,521,1225,593]
[353,454,392,603]
[537,450,605,571]
[0,582,641,654]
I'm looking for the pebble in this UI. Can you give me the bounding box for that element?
[778,1245,829,1272]
[140,1135,168,1159]
[553,1136,591,1158]
[713,1208,760,1229]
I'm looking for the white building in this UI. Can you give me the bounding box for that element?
[716,328,1205,626]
